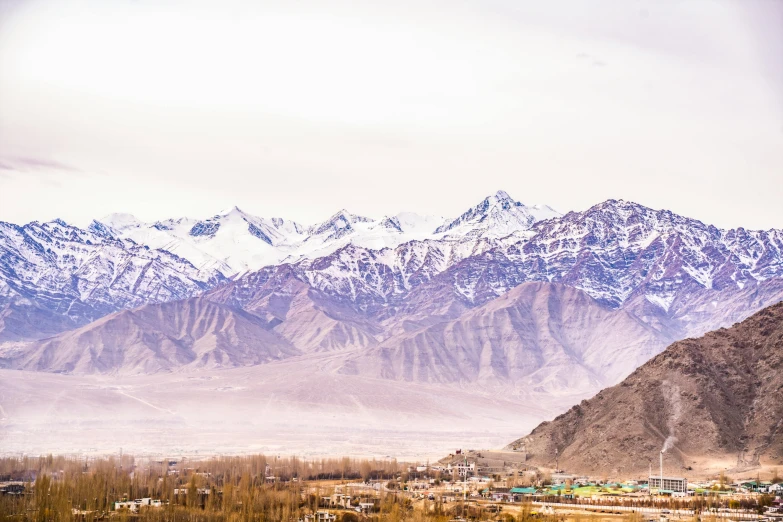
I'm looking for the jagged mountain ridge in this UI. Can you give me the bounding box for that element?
[205,265,382,354]
[97,206,307,275]
[435,190,560,237]
[2,280,667,393]
[5,298,299,374]
[0,219,225,342]
[291,199,783,312]
[2,192,783,386]
[0,190,556,341]
[97,190,552,275]
[505,300,783,475]
[212,199,783,351]
[339,282,669,390]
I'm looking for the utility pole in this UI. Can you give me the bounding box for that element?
[463,456,467,503]
[649,460,653,498]
[461,455,466,520]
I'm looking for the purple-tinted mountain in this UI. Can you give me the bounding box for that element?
[0,219,225,341]
[2,195,782,395]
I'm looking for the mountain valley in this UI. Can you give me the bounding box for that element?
[1,190,782,456]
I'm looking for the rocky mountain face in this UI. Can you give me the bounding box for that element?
[99,207,307,275]
[3,298,298,374]
[97,192,545,276]
[435,190,560,237]
[278,199,783,345]
[506,301,783,475]
[96,190,561,276]
[0,190,549,342]
[2,192,782,397]
[206,265,381,354]
[0,219,225,342]
[340,282,668,391]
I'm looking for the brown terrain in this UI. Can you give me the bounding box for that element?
[342,282,666,389]
[10,298,299,374]
[507,300,783,477]
[3,280,669,397]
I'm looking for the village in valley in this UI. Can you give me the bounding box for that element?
[427,449,782,519]
[1,451,781,521]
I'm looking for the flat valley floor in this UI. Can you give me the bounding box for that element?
[0,352,582,459]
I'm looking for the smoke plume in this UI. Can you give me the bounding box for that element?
[660,380,682,453]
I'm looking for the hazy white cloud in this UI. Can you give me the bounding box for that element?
[0,156,81,172]
[0,0,781,229]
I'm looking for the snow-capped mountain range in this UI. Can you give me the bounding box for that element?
[0,218,225,341]
[0,190,556,341]
[96,190,557,275]
[1,190,782,394]
[3,190,780,460]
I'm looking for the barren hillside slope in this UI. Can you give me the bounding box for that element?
[507,301,783,476]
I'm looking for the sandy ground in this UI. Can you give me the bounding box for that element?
[0,355,584,459]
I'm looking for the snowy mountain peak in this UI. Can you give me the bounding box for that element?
[434,190,556,237]
[577,199,681,226]
[99,212,143,231]
[269,217,305,237]
[590,198,661,214]
[189,220,221,237]
[393,212,448,235]
[21,193,564,279]
[493,189,513,200]
[87,220,118,240]
[335,209,372,223]
[308,209,372,237]
[526,204,561,222]
[4,193,783,363]
[377,216,403,233]
[215,205,252,219]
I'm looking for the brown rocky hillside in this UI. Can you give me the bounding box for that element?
[6,298,299,374]
[506,301,783,476]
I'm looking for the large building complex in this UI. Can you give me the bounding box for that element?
[649,476,688,494]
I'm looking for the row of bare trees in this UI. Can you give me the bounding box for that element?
[0,454,413,521]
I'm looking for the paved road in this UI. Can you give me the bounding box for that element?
[533,501,763,520]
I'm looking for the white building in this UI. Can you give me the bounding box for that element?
[448,462,476,478]
[114,498,162,513]
[649,476,688,494]
[328,493,352,508]
[358,502,376,513]
[174,488,211,495]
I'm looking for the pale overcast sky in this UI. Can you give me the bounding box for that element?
[0,0,781,229]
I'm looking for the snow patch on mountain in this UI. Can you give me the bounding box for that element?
[100,213,144,231]
[646,292,676,312]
